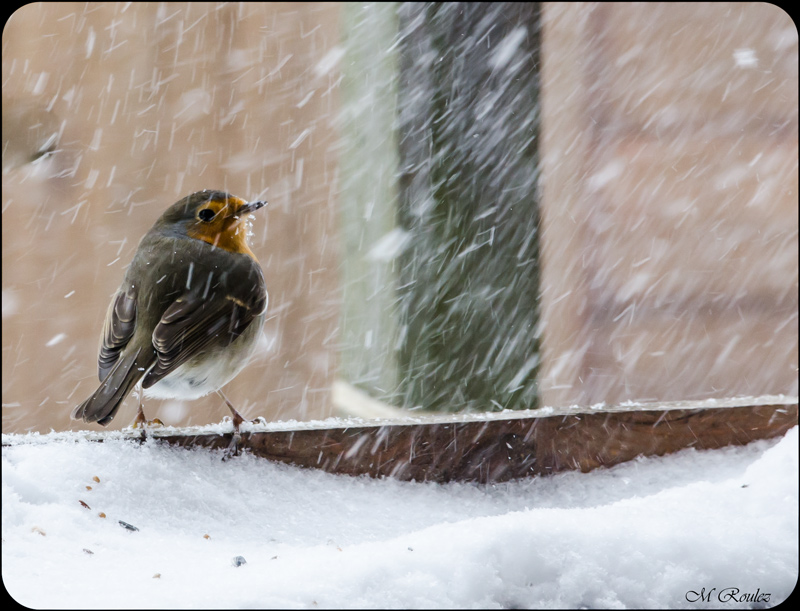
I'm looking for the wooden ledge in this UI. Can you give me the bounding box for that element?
[155,395,798,483]
[4,395,796,484]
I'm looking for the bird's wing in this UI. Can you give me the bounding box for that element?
[98,289,137,382]
[140,286,265,389]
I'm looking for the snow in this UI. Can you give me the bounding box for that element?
[314,46,346,77]
[488,26,528,71]
[3,425,797,609]
[367,228,413,262]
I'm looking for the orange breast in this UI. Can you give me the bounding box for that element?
[187,220,257,260]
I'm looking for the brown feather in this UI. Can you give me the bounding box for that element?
[98,289,137,381]
[141,291,260,389]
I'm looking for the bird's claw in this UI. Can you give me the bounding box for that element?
[130,406,164,438]
[132,417,164,429]
[222,432,242,461]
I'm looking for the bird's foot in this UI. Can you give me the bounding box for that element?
[217,391,265,460]
[220,413,266,460]
[222,416,267,460]
[131,405,164,431]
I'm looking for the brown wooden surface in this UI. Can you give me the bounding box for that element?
[152,400,797,483]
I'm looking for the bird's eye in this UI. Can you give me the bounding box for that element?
[198,208,216,222]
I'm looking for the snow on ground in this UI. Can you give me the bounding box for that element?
[2,426,797,609]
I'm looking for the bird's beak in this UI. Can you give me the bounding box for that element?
[236,200,268,216]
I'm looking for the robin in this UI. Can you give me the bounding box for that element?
[71,190,268,437]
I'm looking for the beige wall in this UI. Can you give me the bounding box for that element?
[3,3,342,432]
[539,2,798,407]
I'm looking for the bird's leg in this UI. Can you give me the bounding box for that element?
[217,389,246,432]
[217,390,264,459]
[131,388,163,429]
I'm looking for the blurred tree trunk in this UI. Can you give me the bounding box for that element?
[339,2,542,413]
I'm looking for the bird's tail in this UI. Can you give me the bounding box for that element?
[71,348,151,426]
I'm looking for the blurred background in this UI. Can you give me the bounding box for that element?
[3,2,797,434]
